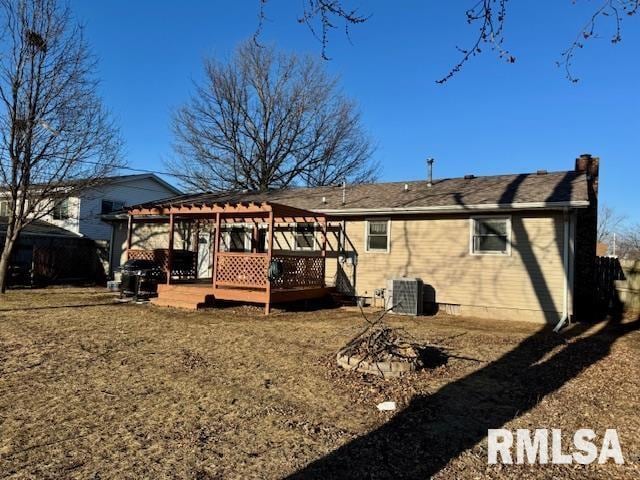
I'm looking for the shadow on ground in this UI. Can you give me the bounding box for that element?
[287,313,640,479]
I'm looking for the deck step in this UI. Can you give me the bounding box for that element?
[152,292,213,302]
[151,297,212,310]
[153,285,215,310]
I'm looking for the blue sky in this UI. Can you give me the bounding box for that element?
[70,1,640,222]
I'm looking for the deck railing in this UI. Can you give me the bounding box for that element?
[127,249,197,280]
[215,252,269,288]
[213,252,325,290]
[271,254,325,289]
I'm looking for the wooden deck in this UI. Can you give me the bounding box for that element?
[153,283,329,311]
[128,200,329,314]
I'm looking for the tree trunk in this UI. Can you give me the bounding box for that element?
[0,234,17,293]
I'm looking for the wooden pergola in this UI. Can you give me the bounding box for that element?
[126,200,328,314]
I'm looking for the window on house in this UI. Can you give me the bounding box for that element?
[295,223,316,250]
[0,200,10,217]
[471,217,511,255]
[101,199,125,214]
[366,219,389,252]
[52,198,70,220]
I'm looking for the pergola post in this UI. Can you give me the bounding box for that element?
[126,215,133,253]
[320,216,327,288]
[252,221,258,253]
[167,213,174,285]
[265,210,274,315]
[212,212,221,288]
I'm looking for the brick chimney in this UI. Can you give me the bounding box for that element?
[575,153,599,196]
[573,153,600,321]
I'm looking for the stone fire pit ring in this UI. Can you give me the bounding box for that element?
[336,352,419,378]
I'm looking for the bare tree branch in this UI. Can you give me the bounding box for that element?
[558,0,640,83]
[254,1,640,83]
[167,41,377,193]
[598,204,627,244]
[618,223,640,259]
[0,0,122,292]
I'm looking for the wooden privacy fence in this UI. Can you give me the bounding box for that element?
[594,256,626,314]
[618,259,640,312]
[33,241,108,284]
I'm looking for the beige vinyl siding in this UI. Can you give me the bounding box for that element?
[337,212,565,322]
[119,211,565,322]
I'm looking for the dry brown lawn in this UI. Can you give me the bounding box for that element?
[0,288,638,479]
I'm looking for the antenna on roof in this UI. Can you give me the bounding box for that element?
[426,158,435,187]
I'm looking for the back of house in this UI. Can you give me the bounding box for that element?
[124,154,599,323]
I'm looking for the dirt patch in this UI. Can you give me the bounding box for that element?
[0,288,638,479]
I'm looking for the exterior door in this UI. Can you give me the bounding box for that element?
[197,230,212,278]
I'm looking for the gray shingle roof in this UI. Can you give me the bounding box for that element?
[134,170,589,214]
[0,218,80,237]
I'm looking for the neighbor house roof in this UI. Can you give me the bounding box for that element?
[129,170,590,216]
[54,173,182,196]
[2,173,182,197]
[0,218,81,238]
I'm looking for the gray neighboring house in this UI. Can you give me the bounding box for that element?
[0,173,181,283]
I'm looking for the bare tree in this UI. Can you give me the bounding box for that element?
[255,0,640,83]
[168,41,376,193]
[618,224,640,259]
[0,0,122,293]
[598,204,627,244]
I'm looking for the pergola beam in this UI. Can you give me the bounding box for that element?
[127,201,326,221]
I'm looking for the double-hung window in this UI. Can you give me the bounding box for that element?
[365,219,390,253]
[52,198,70,220]
[0,200,10,217]
[471,217,511,255]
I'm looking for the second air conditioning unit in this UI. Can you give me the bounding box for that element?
[386,278,424,316]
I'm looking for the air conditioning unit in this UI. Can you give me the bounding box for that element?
[386,278,424,316]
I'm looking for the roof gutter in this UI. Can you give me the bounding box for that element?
[316,200,590,216]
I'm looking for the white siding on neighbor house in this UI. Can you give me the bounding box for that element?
[79,177,177,241]
[40,196,82,235]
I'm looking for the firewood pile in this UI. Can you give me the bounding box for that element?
[337,306,442,377]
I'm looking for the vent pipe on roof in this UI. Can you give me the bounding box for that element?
[341,180,346,205]
[426,158,434,187]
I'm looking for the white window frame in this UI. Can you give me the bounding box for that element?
[52,198,70,220]
[469,216,512,256]
[364,218,391,253]
[293,222,317,251]
[0,200,10,217]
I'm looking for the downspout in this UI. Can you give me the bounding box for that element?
[554,209,571,332]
